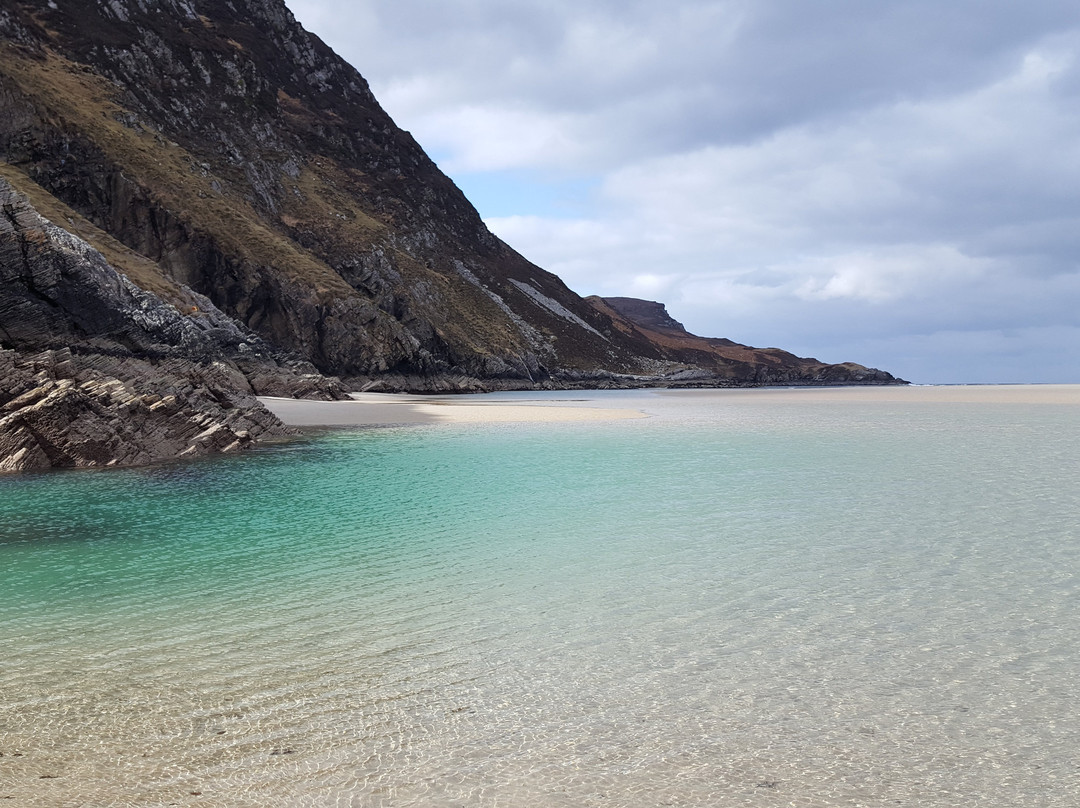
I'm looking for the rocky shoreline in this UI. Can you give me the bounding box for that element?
[0,177,344,472]
[0,348,288,472]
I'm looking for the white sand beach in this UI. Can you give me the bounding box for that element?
[259,392,648,426]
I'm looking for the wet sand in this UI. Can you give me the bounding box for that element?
[259,392,648,426]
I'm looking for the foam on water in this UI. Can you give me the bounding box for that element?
[1,387,1079,806]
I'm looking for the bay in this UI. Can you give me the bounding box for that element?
[1,386,1078,806]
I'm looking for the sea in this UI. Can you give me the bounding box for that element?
[1,386,1078,807]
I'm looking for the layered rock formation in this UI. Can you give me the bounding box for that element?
[0,348,285,473]
[0,0,904,471]
[0,176,338,472]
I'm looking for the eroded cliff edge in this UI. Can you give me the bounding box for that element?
[0,0,904,471]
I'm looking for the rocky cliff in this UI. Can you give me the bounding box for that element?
[0,0,640,389]
[0,0,903,471]
[0,175,346,472]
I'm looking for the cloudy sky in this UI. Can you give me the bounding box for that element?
[288,0,1080,384]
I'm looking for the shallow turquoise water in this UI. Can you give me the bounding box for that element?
[1,388,1079,806]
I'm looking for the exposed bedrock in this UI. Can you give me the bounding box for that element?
[0,178,341,471]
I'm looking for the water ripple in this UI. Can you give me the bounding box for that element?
[1,391,1078,806]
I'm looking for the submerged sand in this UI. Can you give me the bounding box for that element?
[656,383,1080,405]
[259,392,648,426]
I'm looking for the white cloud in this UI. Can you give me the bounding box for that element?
[384,101,589,173]
[790,247,991,304]
[288,0,1080,382]
[492,39,1080,333]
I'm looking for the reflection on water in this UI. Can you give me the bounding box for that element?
[1,387,1079,806]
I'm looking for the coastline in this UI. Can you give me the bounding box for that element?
[261,384,1080,428]
[653,383,1080,405]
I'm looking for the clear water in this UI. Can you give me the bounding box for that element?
[1,387,1079,807]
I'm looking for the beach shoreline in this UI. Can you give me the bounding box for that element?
[260,384,1080,428]
[258,392,649,426]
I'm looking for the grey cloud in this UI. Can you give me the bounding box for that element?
[288,0,1080,382]
[293,0,1080,158]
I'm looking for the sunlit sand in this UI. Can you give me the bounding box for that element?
[259,392,648,426]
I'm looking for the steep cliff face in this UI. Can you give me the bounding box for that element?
[0,0,647,388]
[0,174,342,394]
[0,175,341,472]
[0,0,902,394]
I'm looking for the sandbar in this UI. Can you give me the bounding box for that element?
[655,384,1080,405]
[259,392,647,427]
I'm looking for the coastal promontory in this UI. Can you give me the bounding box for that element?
[0,0,904,470]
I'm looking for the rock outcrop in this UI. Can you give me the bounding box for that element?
[0,176,342,471]
[0,348,285,473]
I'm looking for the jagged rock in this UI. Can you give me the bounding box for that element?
[0,364,280,472]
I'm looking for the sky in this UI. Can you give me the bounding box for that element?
[287,0,1080,384]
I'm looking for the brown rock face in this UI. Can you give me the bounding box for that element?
[0,347,289,473]
[2,364,254,472]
